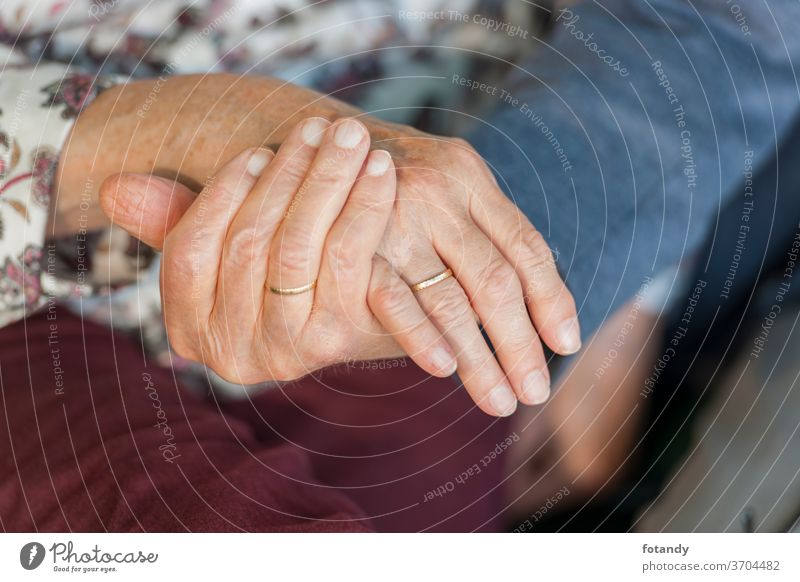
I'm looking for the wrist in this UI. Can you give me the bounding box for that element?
[51,72,413,236]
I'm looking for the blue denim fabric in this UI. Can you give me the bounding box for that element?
[466,0,800,340]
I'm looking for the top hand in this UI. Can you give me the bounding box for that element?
[65,74,580,416]
[367,121,581,412]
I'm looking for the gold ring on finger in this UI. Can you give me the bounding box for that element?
[268,280,317,296]
[409,268,453,293]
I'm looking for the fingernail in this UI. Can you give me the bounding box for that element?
[522,370,550,405]
[557,317,582,354]
[301,117,330,147]
[334,119,365,149]
[246,148,273,176]
[488,383,518,417]
[365,150,391,176]
[431,346,457,376]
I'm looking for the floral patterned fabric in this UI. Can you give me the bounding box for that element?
[0,66,114,323]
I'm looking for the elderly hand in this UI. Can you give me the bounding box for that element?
[364,120,581,414]
[68,74,579,416]
[101,117,460,386]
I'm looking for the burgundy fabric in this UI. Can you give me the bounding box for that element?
[0,309,510,532]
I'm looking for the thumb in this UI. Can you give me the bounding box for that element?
[99,173,195,251]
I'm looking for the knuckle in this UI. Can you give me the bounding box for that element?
[477,257,521,303]
[224,225,261,270]
[274,155,310,183]
[502,335,537,360]
[518,233,563,298]
[203,326,271,385]
[307,164,351,191]
[449,139,480,166]
[345,189,381,217]
[273,231,315,275]
[325,233,359,275]
[521,229,556,272]
[229,349,273,385]
[399,165,445,195]
[452,217,473,236]
[529,278,567,305]
[429,283,473,330]
[457,345,493,370]
[369,275,411,319]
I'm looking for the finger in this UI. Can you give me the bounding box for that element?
[434,220,551,405]
[161,147,273,358]
[217,117,330,324]
[99,173,194,250]
[368,255,458,378]
[407,249,518,417]
[472,194,581,355]
[317,150,395,316]
[264,118,370,329]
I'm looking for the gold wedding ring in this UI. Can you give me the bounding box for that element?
[268,280,317,296]
[409,268,453,293]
